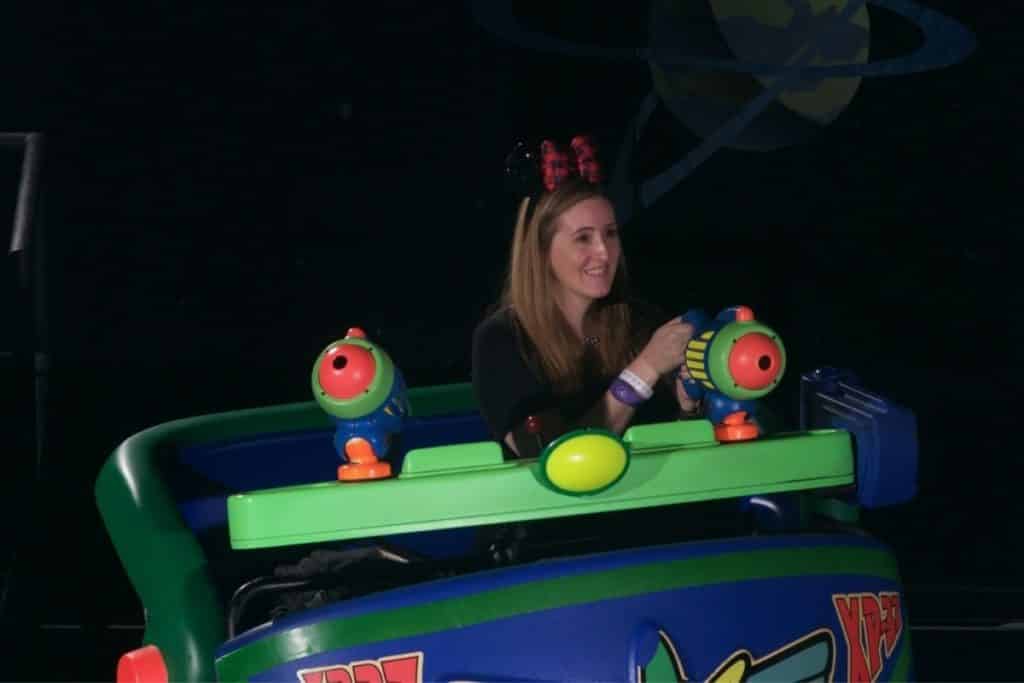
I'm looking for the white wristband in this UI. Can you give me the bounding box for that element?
[618,368,654,400]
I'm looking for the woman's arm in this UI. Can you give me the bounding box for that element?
[478,314,696,456]
[563,317,697,436]
[472,313,556,458]
[575,355,659,434]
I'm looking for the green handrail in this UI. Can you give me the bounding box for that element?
[95,383,477,681]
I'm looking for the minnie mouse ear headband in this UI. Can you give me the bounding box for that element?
[504,134,605,197]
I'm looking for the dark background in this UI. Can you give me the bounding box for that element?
[1,0,1020,680]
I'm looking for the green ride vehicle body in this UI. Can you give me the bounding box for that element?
[98,363,918,682]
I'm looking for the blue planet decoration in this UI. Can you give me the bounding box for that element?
[472,0,976,220]
[649,0,872,151]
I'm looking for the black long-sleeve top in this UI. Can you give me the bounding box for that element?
[471,304,680,450]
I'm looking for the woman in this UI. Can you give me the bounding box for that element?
[472,176,698,458]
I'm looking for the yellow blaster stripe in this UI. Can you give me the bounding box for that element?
[702,380,715,389]
[688,340,708,351]
[700,330,714,340]
[685,350,704,360]
[690,371,709,380]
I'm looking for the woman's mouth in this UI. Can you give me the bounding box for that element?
[583,267,612,289]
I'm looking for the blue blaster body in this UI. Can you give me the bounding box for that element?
[679,306,787,431]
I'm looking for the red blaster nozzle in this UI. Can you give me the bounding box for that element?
[318,343,377,399]
[728,333,783,390]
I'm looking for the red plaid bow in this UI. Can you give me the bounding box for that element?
[540,135,603,192]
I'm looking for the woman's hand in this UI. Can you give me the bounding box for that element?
[675,364,702,417]
[636,318,695,378]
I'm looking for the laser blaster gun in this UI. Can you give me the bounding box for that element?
[679,306,786,442]
[312,327,409,481]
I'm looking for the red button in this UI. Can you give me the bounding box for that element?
[117,645,168,683]
[734,306,755,322]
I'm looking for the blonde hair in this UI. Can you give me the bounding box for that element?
[499,178,634,394]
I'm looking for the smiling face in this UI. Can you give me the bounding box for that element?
[547,196,621,317]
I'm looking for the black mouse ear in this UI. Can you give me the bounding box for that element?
[503,140,543,198]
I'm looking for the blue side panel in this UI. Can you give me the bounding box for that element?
[254,577,909,683]
[800,367,919,508]
[229,535,911,683]
[222,534,886,650]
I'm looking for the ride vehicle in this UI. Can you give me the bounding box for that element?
[96,310,918,682]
